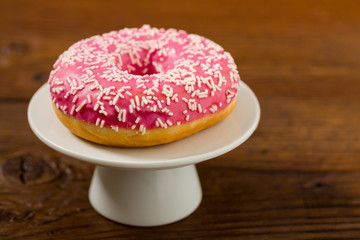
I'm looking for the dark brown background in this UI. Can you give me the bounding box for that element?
[1,0,360,239]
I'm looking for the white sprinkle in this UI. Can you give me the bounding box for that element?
[100,120,105,128]
[55,80,64,85]
[96,118,101,126]
[53,87,64,94]
[84,79,95,84]
[76,100,87,112]
[111,125,119,132]
[186,115,190,121]
[166,120,173,126]
[117,110,123,122]
[99,109,108,116]
[171,93,178,101]
[130,99,136,109]
[51,66,60,75]
[188,99,197,111]
[162,84,173,97]
[118,92,125,98]
[198,103,202,113]
[127,65,136,72]
[72,95,78,103]
[182,97,188,103]
[210,104,218,113]
[141,96,149,106]
[139,124,146,134]
[128,51,136,65]
[87,94,91,103]
[117,109,127,122]
[135,117,140,124]
[97,92,104,100]
[70,105,75,115]
[93,103,99,111]
[90,84,98,90]
[122,109,126,122]
[157,118,165,128]
[112,94,119,106]
[135,95,140,106]
[105,86,115,95]
[137,83,145,89]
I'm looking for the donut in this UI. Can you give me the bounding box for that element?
[48,25,240,147]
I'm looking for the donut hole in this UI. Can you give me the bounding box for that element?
[126,63,160,76]
[118,48,172,76]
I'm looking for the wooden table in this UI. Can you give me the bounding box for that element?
[1,0,360,239]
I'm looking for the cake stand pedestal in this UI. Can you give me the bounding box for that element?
[28,81,260,227]
[89,165,201,226]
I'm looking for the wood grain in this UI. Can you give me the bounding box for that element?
[1,0,360,239]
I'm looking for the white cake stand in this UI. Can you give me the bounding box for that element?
[27,81,260,227]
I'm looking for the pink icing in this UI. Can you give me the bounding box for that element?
[49,25,240,134]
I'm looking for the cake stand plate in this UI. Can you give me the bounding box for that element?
[28,81,260,227]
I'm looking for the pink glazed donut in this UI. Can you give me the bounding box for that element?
[48,25,240,147]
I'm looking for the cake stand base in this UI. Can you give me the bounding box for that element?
[89,164,202,227]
